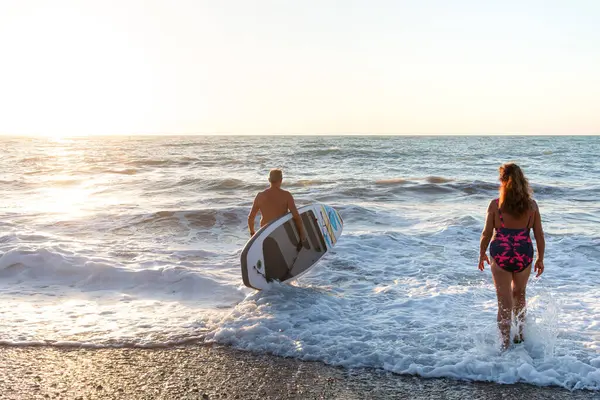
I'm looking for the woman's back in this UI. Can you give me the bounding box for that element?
[490,198,534,272]
[492,199,535,230]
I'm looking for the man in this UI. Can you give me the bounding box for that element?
[248,169,305,242]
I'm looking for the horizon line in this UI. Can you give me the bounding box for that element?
[0,133,599,138]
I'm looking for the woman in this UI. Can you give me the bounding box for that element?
[478,163,545,350]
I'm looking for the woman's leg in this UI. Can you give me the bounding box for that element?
[491,261,514,350]
[511,265,532,342]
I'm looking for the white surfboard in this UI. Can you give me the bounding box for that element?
[241,203,343,290]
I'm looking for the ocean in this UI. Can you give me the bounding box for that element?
[0,135,599,390]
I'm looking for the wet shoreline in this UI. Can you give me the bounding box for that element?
[1,344,597,399]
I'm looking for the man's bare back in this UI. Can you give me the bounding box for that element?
[253,187,293,227]
[247,169,304,240]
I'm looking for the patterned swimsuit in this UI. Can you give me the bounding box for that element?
[489,199,534,273]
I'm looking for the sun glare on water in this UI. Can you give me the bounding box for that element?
[18,140,100,218]
[37,186,92,216]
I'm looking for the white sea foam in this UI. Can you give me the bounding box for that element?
[204,227,600,390]
[0,246,248,346]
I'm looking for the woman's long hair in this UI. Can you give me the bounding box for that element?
[498,163,532,217]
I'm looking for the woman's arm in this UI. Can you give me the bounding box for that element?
[532,201,545,259]
[532,200,545,276]
[478,200,495,270]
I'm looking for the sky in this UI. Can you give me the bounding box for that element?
[0,0,599,136]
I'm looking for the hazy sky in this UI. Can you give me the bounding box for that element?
[0,0,599,136]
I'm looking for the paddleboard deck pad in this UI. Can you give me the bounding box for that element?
[241,204,343,290]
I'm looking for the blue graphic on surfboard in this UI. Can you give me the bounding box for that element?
[241,203,344,290]
[319,205,342,247]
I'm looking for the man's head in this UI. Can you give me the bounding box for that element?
[268,169,283,187]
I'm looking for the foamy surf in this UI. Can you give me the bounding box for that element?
[206,276,599,390]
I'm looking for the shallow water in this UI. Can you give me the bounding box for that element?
[1,135,599,390]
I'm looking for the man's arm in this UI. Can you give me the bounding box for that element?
[287,193,305,241]
[248,194,260,236]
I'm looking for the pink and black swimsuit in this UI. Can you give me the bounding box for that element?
[489,199,534,273]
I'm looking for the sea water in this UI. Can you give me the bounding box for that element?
[0,135,599,390]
